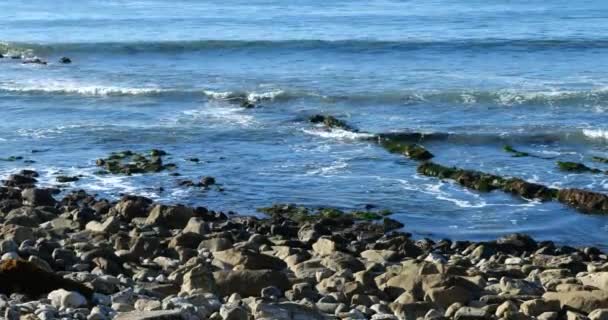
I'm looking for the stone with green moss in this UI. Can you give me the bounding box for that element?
[557,161,602,174]
[592,156,608,164]
[309,115,355,131]
[503,145,530,157]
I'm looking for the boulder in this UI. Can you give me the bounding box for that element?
[115,310,186,320]
[213,248,286,270]
[145,205,193,229]
[21,188,56,206]
[213,269,289,297]
[0,259,94,298]
[543,291,608,313]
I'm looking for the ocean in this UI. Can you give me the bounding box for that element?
[1,0,608,246]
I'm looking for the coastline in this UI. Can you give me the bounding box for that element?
[1,170,608,320]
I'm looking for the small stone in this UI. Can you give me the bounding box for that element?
[589,309,608,320]
[219,304,248,320]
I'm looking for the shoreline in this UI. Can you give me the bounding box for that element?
[1,170,608,319]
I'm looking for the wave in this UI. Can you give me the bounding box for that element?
[4,38,608,55]
[583,129,608,141]
[2,82,608,107]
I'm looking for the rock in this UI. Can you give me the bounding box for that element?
[21,188,56,206]
[312,237,338,256]
[0,225,34,244]
[589,309,608,320]
[567,310,591,320]
[181,265,217,294]
[520,299,560,317]
[496,300,518,318]
[59,57,72,64]
[219,304,249,320]
[182,218,208,234]
[579,272,608,291]
[424,285,473,309]
[252,301,325,320]
[213,248,286,270]
[145,205,193,229]
[213,269,289,297]
[453,306,490,319]
[48,289,87,309]
[543,291,608,313]
[198,238,233,252]
[538,312,559,320]
[86,216,120,233]
[115,310,186,320]
[0,259,94,298]
[310,114,355,131]
[557,188,608,213]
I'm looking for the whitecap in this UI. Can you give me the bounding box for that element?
[583,128,608,140]
[302,128,375,141]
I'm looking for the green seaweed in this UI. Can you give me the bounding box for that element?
[557,161,603,174]
[503,145,530,157]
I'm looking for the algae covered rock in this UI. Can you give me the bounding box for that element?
[557,161,603,174]
[95,149,176,175]
[309,114,355,131]
[503,145,530,157]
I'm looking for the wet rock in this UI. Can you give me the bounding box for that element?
[378,137,434,161]
[504,145,530,157]
[59,57,72,64]
[558,161,603,174]
[56,175,79,183]
[310,114,355,131]
[22,58,47,65]
[557,188,608,213]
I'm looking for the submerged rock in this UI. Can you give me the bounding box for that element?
[59,57,72,64]
[309,114,356,131]
[503,145,530,157]
[95,150,176,175]
[557,161,603,174]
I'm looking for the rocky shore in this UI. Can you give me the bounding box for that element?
[1,171,608,320]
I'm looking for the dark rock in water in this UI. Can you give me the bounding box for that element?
[418,162,556,200]
[0,156,24,162]
[56,176,79,183]
[96,149,175,175]
[592,156,608,163]
[309,115,355,131]
[378,136,434,161]
[0,53,3,58]
[0,259,93,298]
[557,161,603,174]
[240,101,256,109]
[187,157,199,162]
[22,58,47,65]
[59,57,71,64]
[383,217,404,232]
[21,188,56,207]
[199,176,216,187]
[3,174,37,188]
[501,178,557,201]
[557,188,608,213]
[503,145,530,157]
[11,55,21,59]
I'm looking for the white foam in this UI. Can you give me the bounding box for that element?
[182,106,255,127]
[0,80,168,96]
[203,89,285,102]
[583,129,608,140]
[302,128,375,141]
[306,159,348,176]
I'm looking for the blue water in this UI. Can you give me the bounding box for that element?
[2,0,608,247]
